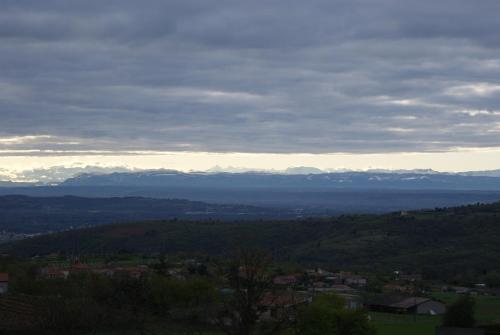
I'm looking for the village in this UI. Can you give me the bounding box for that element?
[0,253,499,334]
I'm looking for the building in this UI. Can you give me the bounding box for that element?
[392,297,446,315]
[366,296,446,315]
[339,293,363,310]
[69,261,91,274]
[114,266,149,279]
[399,273,423,282]
[383,283,414,294]
[40,267,69,280]
[0,273,8,294]
[448,286,471,295]
[273,275,298,286]
[258,291,311,321]
[344,275,367,286]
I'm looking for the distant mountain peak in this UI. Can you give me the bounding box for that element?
[284,166,325,174]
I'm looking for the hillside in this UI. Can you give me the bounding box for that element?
[0,180,34,187]
[4,202,500,278]
[2,187,500,215]
[0,195,292,234]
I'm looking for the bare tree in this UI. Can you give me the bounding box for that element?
[216,249,271,335]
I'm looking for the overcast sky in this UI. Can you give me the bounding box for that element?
[1,0,500,172]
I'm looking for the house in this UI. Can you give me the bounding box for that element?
[366,296,446,315]
[92,268,115,278]
[0,273,8,294]
[324,276,341,284]
[449,286,471,294]
[338,293,363,310]
[398,273,423,282]
[114,266,149,279]
[258,291,310,321]
[344,275,367,286]
[40,267,69,280]
[167,268,186,280]
[391,297,445,315]
[273,275,298,286]
[310,284,354,294]
[383,283,414,294]
[331,284,355,293]
[69,261,91,274]
[306,268,334,278]
[312,281,328,288]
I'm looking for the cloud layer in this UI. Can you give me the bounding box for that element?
[1,0,500,154]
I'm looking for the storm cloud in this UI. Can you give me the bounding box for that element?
[1,0,500,154]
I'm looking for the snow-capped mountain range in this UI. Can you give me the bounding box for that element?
[2,165,500,189]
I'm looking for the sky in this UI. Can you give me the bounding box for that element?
[1,0,500,174]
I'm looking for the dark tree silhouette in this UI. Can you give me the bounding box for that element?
[442,295,476,328]
[216,249,272,335]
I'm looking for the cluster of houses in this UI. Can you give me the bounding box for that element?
[0,231,36,243]
[2,260,498,335]
[273,268,367,288]
[39,261,150,280]
[5,260,451,319]
[264,268,448,318]
[270,269,368,310]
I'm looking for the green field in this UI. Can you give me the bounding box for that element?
[372,292,500,335]
[370,312,441,335]
[430,292,500,325]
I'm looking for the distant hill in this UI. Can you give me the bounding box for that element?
[60,170,500,190]
[1,187,500,215]
[3,170,500,218]
[4,201,500,279]
[0,195,292,234]
[459,169,500,177]
[0,180,34,187]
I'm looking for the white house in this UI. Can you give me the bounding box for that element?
[0,273,8,294]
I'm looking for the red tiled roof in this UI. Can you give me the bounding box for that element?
[71,263,91,270]
[0,273,8,282]
[273,275,298,285]
[259,292,308,307]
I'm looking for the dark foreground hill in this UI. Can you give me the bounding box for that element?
[0,195,292,233]
[3,202,500,279]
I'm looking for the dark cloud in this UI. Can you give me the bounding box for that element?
[1,0,500,154]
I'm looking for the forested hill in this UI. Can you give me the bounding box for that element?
[0,195,292,233]
[3,202,500,278]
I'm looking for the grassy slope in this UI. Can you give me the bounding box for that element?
[430,292,500,325]
[370,312,441,335]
